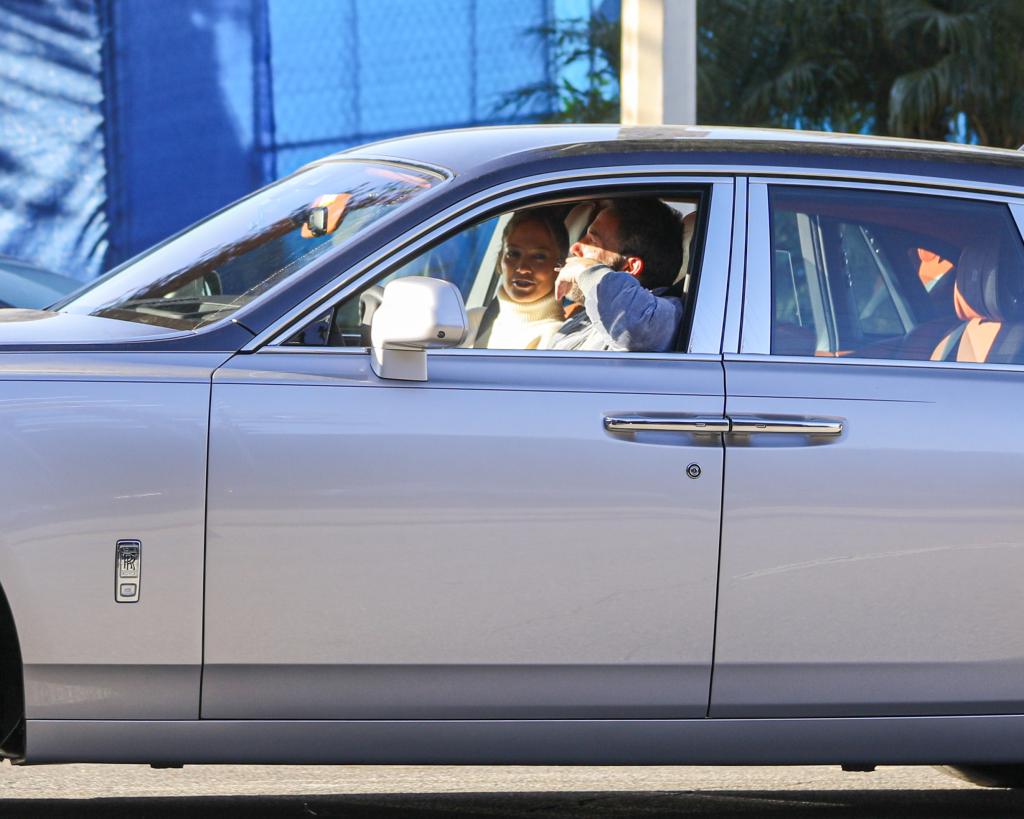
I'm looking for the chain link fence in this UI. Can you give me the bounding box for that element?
[263,0,556,176]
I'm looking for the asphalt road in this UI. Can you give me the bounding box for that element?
[0,763,1022,817]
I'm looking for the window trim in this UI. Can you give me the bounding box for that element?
[721,177,747,355]
[725,351,1024,375]
[249,171,736,357]
[255,345,726,365]
[740,178,1024,367]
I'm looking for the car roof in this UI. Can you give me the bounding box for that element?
[339,124,1024,179]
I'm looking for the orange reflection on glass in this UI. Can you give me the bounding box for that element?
[917,247,953,291]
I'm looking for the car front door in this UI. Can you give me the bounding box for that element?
[200,177,736,719]
[713,179,1024,717]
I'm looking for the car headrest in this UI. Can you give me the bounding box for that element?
[676,212,697,283]
[953,238,1024,322]
[564,202,597,245]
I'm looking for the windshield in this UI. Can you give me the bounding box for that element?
[57,160,443,331]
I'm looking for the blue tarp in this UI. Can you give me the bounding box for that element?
[0,0,108,280]
[102,0,264,263]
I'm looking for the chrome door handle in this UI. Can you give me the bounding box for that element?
[604,415,731,434]
[728,416,843,435]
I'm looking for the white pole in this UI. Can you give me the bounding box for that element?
[620,0,697,125]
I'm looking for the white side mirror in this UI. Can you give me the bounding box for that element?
[370,277,468,381]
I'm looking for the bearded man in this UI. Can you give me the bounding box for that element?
[546,198,685,352]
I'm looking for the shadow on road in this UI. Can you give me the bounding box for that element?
[2,789,1024,817]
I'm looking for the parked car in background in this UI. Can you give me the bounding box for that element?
[0,255,79,309]
[0,126,1022,789]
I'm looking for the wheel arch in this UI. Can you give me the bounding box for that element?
[0,579,25,759]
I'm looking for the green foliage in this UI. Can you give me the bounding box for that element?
[504,0,1024,148]
[494,12,621,124]
[699,0,1024,147]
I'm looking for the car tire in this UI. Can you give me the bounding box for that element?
[938,765,1024,788]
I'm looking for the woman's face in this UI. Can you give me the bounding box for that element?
[501,219,560,303]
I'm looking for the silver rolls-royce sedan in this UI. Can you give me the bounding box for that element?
[3,125,1024,788]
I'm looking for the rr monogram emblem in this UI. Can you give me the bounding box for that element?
[115,540,141,603]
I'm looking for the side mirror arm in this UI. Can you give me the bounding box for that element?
[372,343,430,382]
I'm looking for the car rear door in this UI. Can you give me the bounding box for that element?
[200,177,736,720]
[712,178,1024,717]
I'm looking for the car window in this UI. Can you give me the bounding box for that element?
[56,161,442,331]
[286,194,705,354]
[301,216,504,348]
[769,186,1024,364]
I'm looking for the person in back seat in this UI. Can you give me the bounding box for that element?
[544,198,684,352]
[930,238,1024,364]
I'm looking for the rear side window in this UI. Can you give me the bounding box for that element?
[769,187,1024,365]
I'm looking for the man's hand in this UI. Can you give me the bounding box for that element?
[554,256,602,301]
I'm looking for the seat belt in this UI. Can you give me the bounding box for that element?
[471,296,501,348]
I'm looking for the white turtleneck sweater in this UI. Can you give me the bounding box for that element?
[479,286,566,350]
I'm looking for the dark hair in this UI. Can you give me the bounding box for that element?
[501,207,570,259]
[603,198,684,290]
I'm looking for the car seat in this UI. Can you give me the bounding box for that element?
[930,238,1024,364]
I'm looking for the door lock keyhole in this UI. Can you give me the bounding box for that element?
[686,463,702,479]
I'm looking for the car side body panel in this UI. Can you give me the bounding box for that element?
[202,350,726,719]
[0,353,227,719]
[25,714,1024,765]
[715,357,1024,716]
